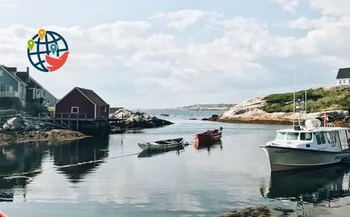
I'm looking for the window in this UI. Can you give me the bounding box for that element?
[287,132,299,140]
[300,132,312,141]
[320,132,326,144]
[325,132,332,143]
[6,86,13,92]
[104,107,107,112]
[0,70,2,76]
[315,132,322,145]
[71,107,79,114]
[276,132,287,140]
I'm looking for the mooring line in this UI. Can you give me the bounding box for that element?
[0,151,142,180]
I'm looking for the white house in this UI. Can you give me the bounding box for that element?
[336,68,350,86]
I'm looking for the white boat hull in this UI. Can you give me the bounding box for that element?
[260,146,349,172]
[138,138,184,151]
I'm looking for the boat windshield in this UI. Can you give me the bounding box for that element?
[287,132,299,140]
[276,132,287,140]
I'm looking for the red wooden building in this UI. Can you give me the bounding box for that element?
[54,87,110,120]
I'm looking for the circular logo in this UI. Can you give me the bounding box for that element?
[27,29,69,72]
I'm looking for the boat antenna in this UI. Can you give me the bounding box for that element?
[293,71,296,129]
[304,65,307,121]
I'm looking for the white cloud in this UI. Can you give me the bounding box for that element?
[2,7,350,108]
[308,0,350,16]
[150,10,222,30]
[273,0,299,13]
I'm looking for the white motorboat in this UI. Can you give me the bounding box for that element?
[260,119,350,171]
[138,138,184,151]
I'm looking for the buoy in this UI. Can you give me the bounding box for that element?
[0,210,9,217]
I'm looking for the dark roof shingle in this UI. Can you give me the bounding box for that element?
[76,87,109,106]
[337,68,350,79]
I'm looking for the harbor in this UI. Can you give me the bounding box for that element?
[0,110,350,216]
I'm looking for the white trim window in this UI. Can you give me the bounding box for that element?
[71,106,79,114]
[0,70,3,76]
[6,86,13,92]
[104,107,107,112]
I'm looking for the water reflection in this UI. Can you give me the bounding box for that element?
[261,165,350,204]
[138,146,185,158]
[0,144,45,202]
[194,139,223,154]
[49,137,109,183]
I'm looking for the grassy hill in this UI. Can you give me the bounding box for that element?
[263,86,350,113]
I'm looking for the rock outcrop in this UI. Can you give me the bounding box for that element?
[216,96,350,125]
[109,108,173,129]
[0,112,89,145]
[0,129,88,146]
[0,113,60,131]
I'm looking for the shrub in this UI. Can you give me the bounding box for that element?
[0,97,22,110]
[263,86,350,113]
[24,102,49,117]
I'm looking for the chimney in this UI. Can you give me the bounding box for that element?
[26,67,29,73]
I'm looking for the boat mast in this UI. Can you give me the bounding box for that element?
[293,71,296,129]
[305,65,307,121]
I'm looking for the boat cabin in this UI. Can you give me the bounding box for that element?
[274,128,350,152]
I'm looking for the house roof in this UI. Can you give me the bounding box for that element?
[0,65,26,84]
[336,68,350,79]
[76,87,109,106]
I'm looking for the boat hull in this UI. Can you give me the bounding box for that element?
[260,146,349,172]
[194,131,222,142]
[138,138,184,151]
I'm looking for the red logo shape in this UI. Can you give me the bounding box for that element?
[45,51,69,72]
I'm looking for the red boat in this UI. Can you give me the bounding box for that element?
[194,127,223,143]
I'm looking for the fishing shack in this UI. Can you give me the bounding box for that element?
[52,87,110,134]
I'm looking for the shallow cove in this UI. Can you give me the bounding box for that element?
[0,110,349,217]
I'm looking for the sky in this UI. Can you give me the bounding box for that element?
[0,0,350,109]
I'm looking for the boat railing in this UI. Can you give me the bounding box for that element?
[326,123,335,127]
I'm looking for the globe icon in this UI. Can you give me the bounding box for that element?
[27,30,69,72]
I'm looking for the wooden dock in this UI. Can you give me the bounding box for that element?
[37,113,117,135]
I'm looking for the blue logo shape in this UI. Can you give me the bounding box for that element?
[27,29,69,72]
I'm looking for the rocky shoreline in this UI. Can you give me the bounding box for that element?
[0,129,89,146]
[212,96,350,126]
[109,108,173,132]
[221,204,350,217]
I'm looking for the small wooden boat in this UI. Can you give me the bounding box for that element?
[138,138,184,151]
[194,127,222,142]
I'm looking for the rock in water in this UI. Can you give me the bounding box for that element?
[109,108,173,129]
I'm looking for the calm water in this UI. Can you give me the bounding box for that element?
[1,110,350,216]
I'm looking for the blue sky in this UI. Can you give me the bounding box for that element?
[0,0,349,108]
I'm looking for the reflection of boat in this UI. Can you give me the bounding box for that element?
[138,146,184,158]
[138,138,184,151]
[194,127,222,143]
[260,165,350,204]
[194,139,223,152]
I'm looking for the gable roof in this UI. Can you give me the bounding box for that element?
[336,68,350,79]
[75,87,109,106]
[0,65,26,85]
[28,76,57,100]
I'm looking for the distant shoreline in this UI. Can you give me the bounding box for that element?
[173,104,236,111]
